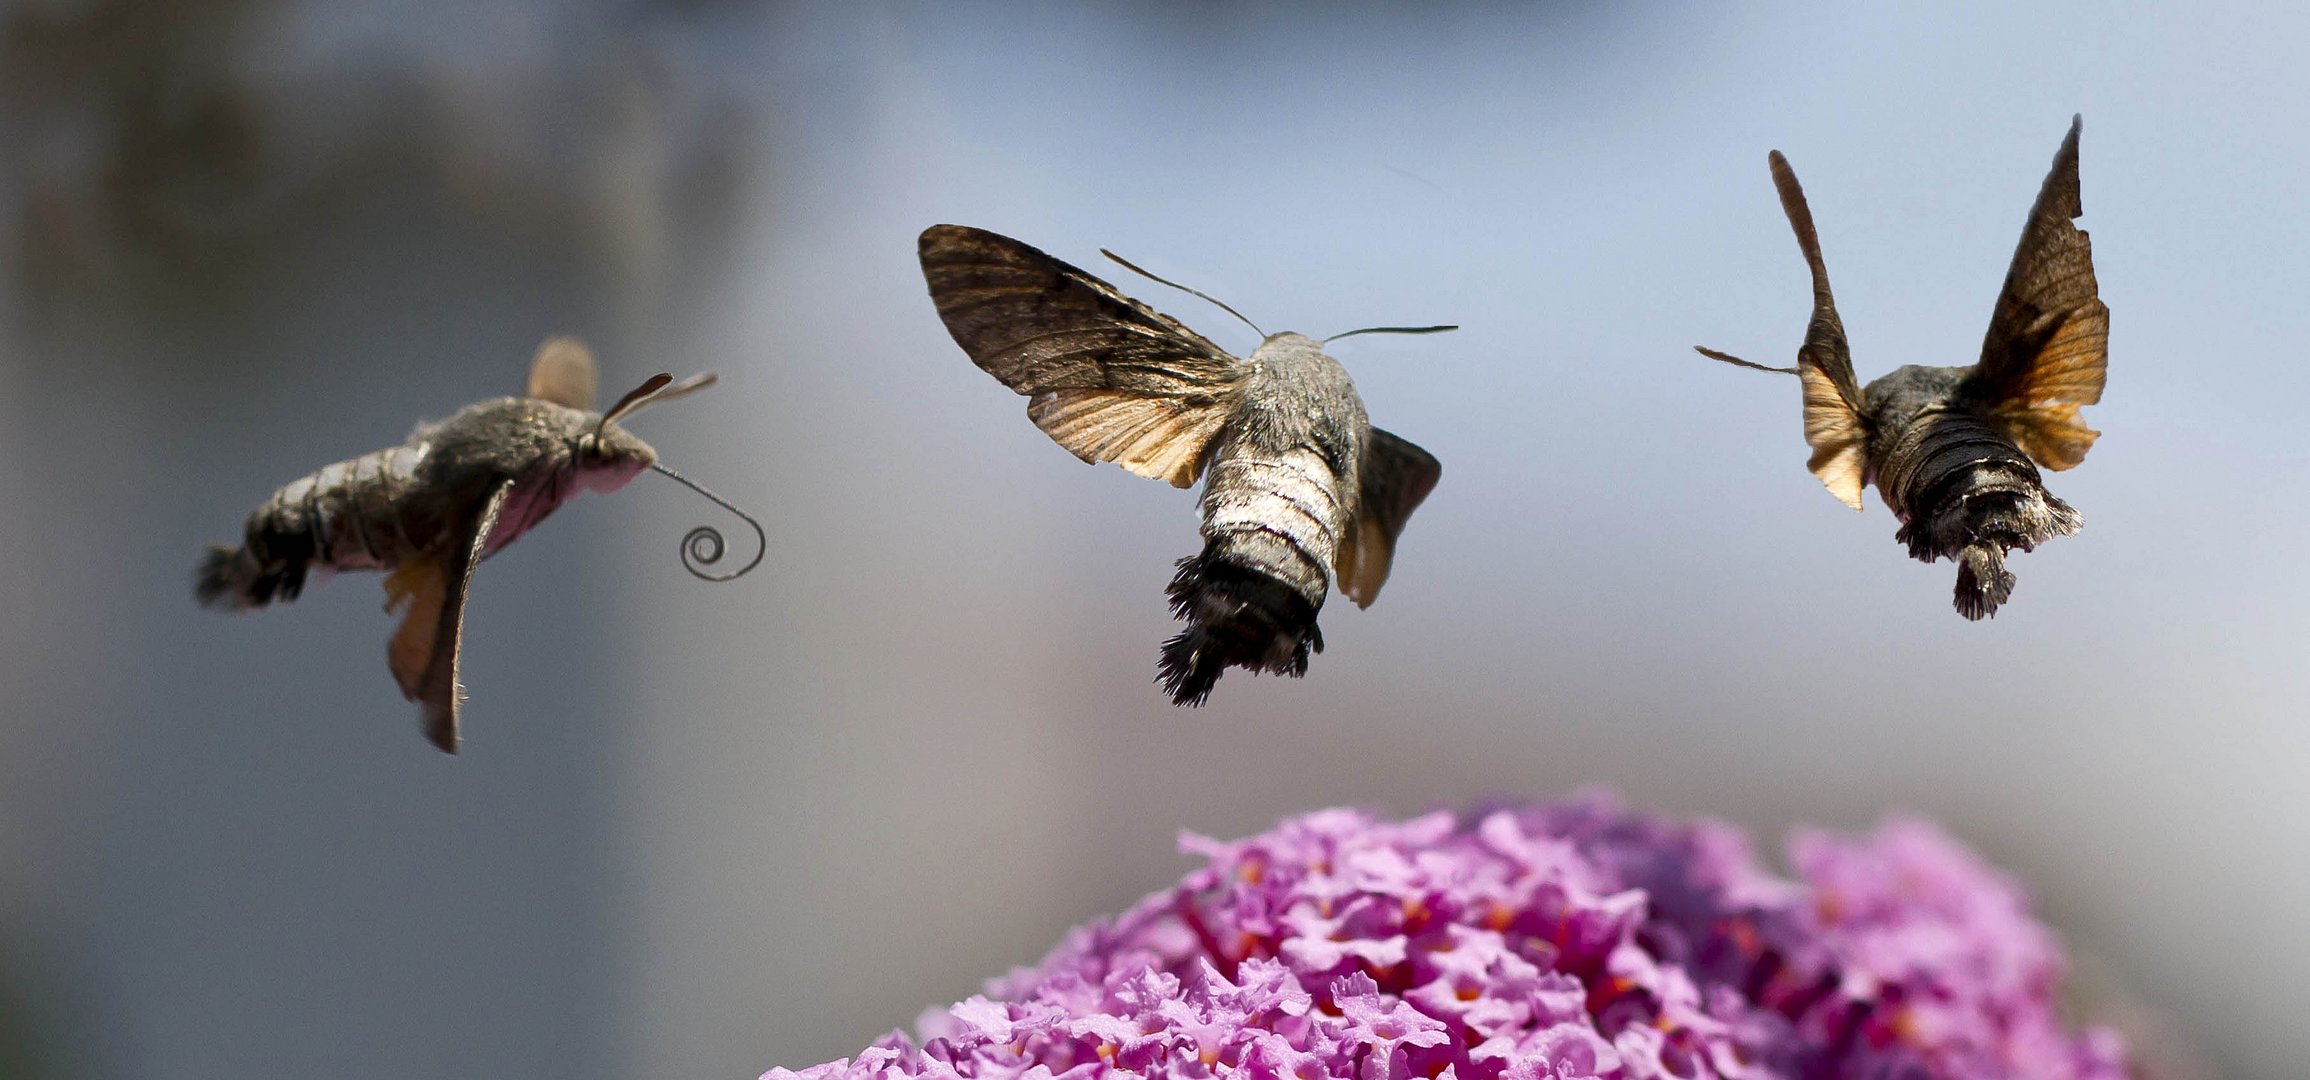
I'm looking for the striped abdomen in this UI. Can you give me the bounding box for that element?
[1158,442,1353,705]
[197,445,436,610]
[1877,409,2082,620]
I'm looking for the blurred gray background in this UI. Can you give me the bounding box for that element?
[0,2,2299,1078]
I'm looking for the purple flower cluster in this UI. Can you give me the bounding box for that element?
[767,796,2133,1080]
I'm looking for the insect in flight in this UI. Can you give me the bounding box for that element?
[1697,115,2108,619]
[196,336,764,752]
[919,224,1448,704]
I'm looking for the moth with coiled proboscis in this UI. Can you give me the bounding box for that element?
[1697,116,2110,619]
[196,337,763,753]
[919,224,1449,705]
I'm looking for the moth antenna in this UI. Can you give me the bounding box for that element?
[1694,346,1798,375]
[597,370,719,454]
[603,373,676,423]
[648,462,766,582]
[598,372,676,446]
[617,372,719,421]
[1099,248,1266,338]
[1323,325,1458,344]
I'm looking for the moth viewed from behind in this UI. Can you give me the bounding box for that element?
[919,225,1448,705]
[196,336,763,753]
[1697,115,2109,620]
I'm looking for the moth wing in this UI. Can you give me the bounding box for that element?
[1335,428,1441,609]
[919,224,1247,488]
[384,480,511,754]
[1769,151,1872,511]
[1960,116,2107,471]
[527,335,600,411]
[384,556,446,701]
[1024,389,1233,489]
[1800,370,1869,511]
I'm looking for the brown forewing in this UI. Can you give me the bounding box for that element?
[526,336,600,411]
[1961,116,2108,471]
[1334,427,1441,608]
[1767,151,1872,511]
[919,225,1248,488]
[385,480,511,754]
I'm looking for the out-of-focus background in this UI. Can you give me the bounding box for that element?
[0,2,2299,1078]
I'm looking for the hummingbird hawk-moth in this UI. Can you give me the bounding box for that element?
[1698,115,2109,619]
[196,336,763,752]
[918,224,1449,705]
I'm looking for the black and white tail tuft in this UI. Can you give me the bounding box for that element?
[1157,547,1324,706]
[195,544,305,611]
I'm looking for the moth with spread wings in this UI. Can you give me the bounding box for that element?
[1698,116,2109,619]
[197,337,758,752]
[919,224,1446,704]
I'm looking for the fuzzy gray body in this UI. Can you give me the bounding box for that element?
[197,397,641,610]
[1699,118,2107,620]
[1161,333,1366,705]
[918,224,1442,705]
[1859,366,2082,620]
[195,335,705,754]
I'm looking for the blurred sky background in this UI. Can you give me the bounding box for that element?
[0,2,2302,1078]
